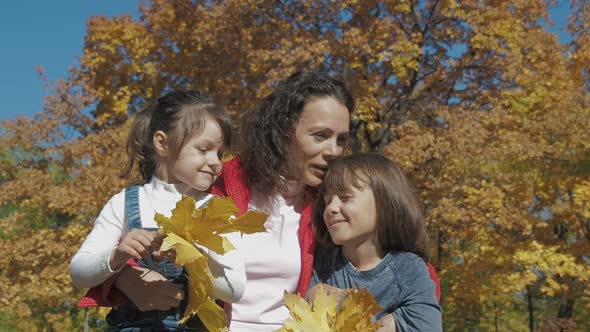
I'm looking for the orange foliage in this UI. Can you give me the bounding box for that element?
[1,0,589,330]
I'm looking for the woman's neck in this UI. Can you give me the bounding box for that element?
[342,241,385,272]
[276,176,306,210]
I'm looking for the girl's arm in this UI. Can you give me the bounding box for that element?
[70,191,127,289]
[108,232,246,309]
[391,258,442,332]
[201,231,246,303]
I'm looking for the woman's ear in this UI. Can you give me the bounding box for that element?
[153,130,169,157]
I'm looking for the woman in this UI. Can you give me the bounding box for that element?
[83,70,440,330]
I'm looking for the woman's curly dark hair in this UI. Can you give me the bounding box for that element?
[239,70,354,195]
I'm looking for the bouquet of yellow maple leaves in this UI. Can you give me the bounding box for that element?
[278,284,382,332]
[154,196,267,332]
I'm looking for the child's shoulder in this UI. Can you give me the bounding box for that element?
[103,184,147,207]
[386,251,428,274]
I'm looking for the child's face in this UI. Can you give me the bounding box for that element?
[323,180,379,251]
[165,117,224,191]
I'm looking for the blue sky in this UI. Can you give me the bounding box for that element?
[0,1,572,122]
[0,0,138,121]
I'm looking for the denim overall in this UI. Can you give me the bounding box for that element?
[106,186,207,331]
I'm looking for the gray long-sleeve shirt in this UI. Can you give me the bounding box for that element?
[309,247,442,332]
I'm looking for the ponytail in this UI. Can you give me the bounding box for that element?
[122,106,156,182]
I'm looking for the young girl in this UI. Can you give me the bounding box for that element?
[70,89,246,330]
[309,153,442,331]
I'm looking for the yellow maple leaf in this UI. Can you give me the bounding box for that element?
[155,197,195,239]
[196,298,228,332]
[159,233,203,266]
[228,211,268,234]
[278,284,381,332]
[154,196,268,330]
[201,197,239,223]
[188,197,267,254]
[334,289,382,331]
[181,260,213,323]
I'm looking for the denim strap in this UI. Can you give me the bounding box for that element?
[124,185,158,269]
[125,185,142,231]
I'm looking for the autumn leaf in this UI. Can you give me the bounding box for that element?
[278,284,381,332]
[155,197,195,239]
[155,196,268,330]
[181,260,213,324]
[4,0,590,330]
[188,197,267,253]
[195,298,228,332]
[334,289,382,331]
[228,211,268,234]
[201,196,239,223]
[159,232,204,266]
[195,233,236,255]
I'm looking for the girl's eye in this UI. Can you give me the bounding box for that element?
[198,147,208,153]
[313,132,327,141]
[339,195,351,202]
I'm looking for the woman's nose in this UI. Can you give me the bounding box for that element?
[323,139,341,160]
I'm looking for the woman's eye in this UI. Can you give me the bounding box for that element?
[337,136,349,147]
[198,147,208,152]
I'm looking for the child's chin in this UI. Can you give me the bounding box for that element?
[330,238,345,246]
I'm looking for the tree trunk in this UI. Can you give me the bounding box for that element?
[526,286,534,332]
[557,297,575,332]
[494,300,499,332]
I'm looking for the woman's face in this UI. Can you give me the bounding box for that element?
[287,96,350,187]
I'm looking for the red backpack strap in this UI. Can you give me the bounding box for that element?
[426,263,441,302]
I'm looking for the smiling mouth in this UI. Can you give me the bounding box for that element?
[311,165,327,175]
[327,220,346,227]
[200,171,215,177]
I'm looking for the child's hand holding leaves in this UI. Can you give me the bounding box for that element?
[110,229,158,270]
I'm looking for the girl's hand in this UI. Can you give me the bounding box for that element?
[115,266,184,312]
[376,313,397,332]
[153,248,177,263]
[110,229,157,271]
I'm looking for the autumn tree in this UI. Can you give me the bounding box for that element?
[1,0,589,330]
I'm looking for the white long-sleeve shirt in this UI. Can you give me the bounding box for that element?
[70,176,246,303]
[229,181,303,331]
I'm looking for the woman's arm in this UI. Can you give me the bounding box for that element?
[114,265,185,311]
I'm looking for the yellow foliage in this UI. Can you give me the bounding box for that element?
[573,181,590,218]
[2,0,590,330]
[155,196,266,330]
[278,285,381,332]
